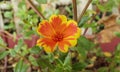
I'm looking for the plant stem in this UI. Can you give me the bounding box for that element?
[83,14,97,35]
[4,57,7,72]
[27,0,46,19]
[77,0,92,23]
[72,0,77,21]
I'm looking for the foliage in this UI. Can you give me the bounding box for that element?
[0,0,120,72]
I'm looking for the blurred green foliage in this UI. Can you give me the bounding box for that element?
[0,0,120,72]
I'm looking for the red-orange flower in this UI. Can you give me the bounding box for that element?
[37,15,81,52]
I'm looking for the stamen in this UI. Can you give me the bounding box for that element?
[52,33,63,42]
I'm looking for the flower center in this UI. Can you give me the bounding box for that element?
[52,33,63,42]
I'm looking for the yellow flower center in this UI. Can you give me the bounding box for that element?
[52,33,63,42]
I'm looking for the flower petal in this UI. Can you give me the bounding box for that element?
[49,15,67,33]
[74,28,81,38]
[63,23,78,38]
[37,20,55,37]
[67,20,77,26]
[58,39,72,52]
[58,43,69,53]
[64,37,77,47]
[37,38,57,52]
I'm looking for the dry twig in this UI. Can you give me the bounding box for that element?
[72,0,77,21]
[77,0,92,23]
[27,0,46,19]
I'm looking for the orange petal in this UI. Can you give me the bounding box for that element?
[58,43,69,53]
[37,38,57,52]
[63,23,78,38]
[49,15,67,33]
[64,37,77,47]
[37,20,55,37]
[58,40,71,52]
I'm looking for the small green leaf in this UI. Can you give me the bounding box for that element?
[4,11,13,19]
[114,32,120,37]
[63,53,71,66]
[72,62,87,71]
[116,43,120,51]
[30,46,41,54]
[0,37,6,49]
[77,36,95,50]
[97,67,108,72]
[0,51,9,60]
[14,39,24,52]
[14,60,28,72]
[14,60,23,72]
[36,0,47,4]
[29,55,39,66]
[9,49,16,57]
[78,16,90,27]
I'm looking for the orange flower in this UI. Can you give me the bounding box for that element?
[37,15,81,52]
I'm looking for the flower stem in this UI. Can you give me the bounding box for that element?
[27,0,46,19]
[77,0,92,23]
[72,0,77,21]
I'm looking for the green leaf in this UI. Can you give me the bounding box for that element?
[14,60,23,72]
[4,22,15,30]
[14,39,24,52]
[72,62,87,71]
[97,67,108,72]
[29,55,39,66]
[63,53,71,66]
[78,16,90,27]
[30,46,41,54]
[9,49,16,57]
[0,37,6,49]
[116,44,120,51]
[114,32,120,37]
[63,53,72,72]
[4,11,13,19]
[77,36,95,50]
[36,0,47,4]
[0,51,9,60]
[14,60,28,72]
[76,36,95,57]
